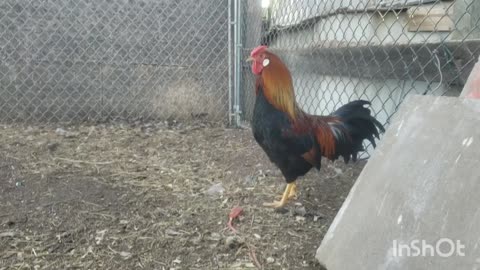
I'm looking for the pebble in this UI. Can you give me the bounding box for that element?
[209,232,222,241]
[225,235,244,249]
[243,175,257,186]
[294,206,307,217]
[55,128,67,136]
[55,128,79,138]
[47,142,60,152]
[206,183,225,196]
[295,216,306,222]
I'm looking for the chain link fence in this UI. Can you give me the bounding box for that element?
[0,0,229,123]
[2,0,479,130]
[237,0,480,135]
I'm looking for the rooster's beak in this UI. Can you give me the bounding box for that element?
[245,56,254,63]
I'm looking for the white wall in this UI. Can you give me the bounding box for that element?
[270,10,452,49]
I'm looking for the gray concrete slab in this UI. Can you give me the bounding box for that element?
[316,95,480,270]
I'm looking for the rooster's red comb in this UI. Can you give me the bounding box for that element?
[250,45,268,57]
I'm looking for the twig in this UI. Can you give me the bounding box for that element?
[21,252,72,259]
[227,220,237,234]
[77,210,115,219]
[247,244,262,270]
[54,157,114,165]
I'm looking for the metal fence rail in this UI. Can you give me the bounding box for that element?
[237,0,480,136]
[0,0,229,123]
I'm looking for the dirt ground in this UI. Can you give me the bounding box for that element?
[0,121,366,270]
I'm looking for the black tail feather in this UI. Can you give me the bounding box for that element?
[331,100,385,162]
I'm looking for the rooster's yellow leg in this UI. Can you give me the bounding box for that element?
[288,182,297,199]
[264,183,295,208]
[276,182,297,200]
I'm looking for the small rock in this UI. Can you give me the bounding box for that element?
[0,231,16,237]
[15,181,24,187]
[257,170,267,179]
[209,232,222,241]
[95,229,107,244]
[55,128,78,138]
[64,131,79,138]
[55,128,67,136]
[81,246,93,259]
[119,251,132,260]
[294,206,307,217]
[87,126,96,136]
[243,175,257,186]
[191,236,202,245]
[311,212,325,221]
[295,216,306,222]
[333,167,343,175]
[47,142,60,152]
[206,183,225,196]
[165,229,182,236]
[25,126,36,133]
[225,235,244,249]
[266,257,275,264]
[244,262,255,268]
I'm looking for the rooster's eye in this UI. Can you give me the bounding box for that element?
[262,58,270,67]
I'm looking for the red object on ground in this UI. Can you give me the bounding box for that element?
[461,56,480,99]
[227,206,243,233]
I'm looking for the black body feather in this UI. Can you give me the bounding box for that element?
[252,88,314,183]
[252,85,385,184]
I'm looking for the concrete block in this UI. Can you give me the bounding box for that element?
[316,95,480,270]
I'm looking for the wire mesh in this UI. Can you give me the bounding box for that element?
[0,0,229,123]
[238,0,480,155]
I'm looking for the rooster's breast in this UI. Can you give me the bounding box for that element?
[251,91,300,161]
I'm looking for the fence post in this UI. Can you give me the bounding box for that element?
[233,0,243,127]
[228,0,233,125]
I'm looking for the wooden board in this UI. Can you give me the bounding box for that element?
[407,1,454,32]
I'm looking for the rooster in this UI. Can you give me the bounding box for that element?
[246,45,385,208]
